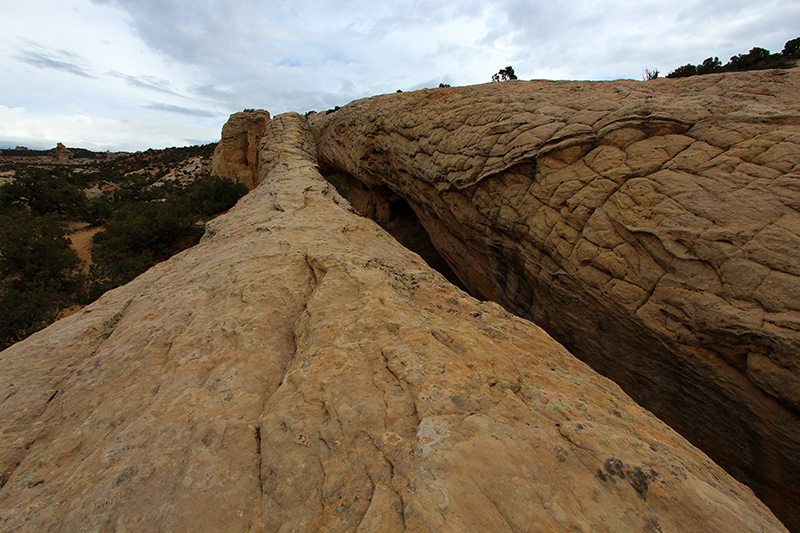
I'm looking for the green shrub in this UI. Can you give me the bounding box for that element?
[643,68,659,80]
[181,175,249,217]
[784,38,800,59]
[666,64,697,78]
[728,47,774,71]
[89,201,201,287]
[667,38,798,78]
[697,57,722,75]
[0,282,62,349]
[84,197,114,226]
[0,211,81,349]
[0,210,79,285]
[492,66,517,82]
[0,144,231,348]
[0,168,87,219]
[87,175,247,294]
[324,174,351,199]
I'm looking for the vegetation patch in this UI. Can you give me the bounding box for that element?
[665,37,799,78]
[0,144,247,349]
[323,173,351,199]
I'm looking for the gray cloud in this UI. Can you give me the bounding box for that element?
[107,71,182,96]
[16,47,96,78]
[93,0,800,92]
[4,0,800,151]
[191,84,236,104]
[143,103,218,117]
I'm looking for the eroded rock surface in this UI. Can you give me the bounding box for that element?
[310,69,800,530]
[211,109,270,189]
[0,113,787,532]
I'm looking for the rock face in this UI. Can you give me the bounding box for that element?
[55,142,71,163]
[211,109,270,189]
[309,69,800,531]
[0,113,788,532]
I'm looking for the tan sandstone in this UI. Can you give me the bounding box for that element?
[307,68,800,531]
[0,113,787,532]
[211,109,270,189]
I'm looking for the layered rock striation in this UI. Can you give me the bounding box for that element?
[0,113,788,531]
[308,69,800,530]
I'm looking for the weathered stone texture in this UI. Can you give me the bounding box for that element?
[211,109,270,189]
[310,68,800,531]
[0,113,787,532]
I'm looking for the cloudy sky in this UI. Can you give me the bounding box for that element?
[1,0,798,151]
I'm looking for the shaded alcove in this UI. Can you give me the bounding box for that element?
[320,168,471,295]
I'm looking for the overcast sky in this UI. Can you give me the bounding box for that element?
[1,0,798,151]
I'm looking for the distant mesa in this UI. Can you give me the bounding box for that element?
[0,144,126,165]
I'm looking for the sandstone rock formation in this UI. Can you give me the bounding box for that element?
[211,109,270,189]
[308,68,800,531]
[55,142,71,163]
[0,113,788,532]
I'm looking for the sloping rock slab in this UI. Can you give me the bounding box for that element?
[310,68,800,531]
[0,113,787,532]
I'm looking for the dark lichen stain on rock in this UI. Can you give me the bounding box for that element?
[599,457,659,499]
[644,517,664,533]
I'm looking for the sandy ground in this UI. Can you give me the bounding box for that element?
[68,223,102,274]
[59,224,102,318]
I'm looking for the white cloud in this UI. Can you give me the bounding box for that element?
[0,104,220,151]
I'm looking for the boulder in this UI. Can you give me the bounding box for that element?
[0,112,787,532]
[310,68,800,531]
[211,109,270,189]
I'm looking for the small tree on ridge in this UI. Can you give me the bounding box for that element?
[492,66,517,82]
